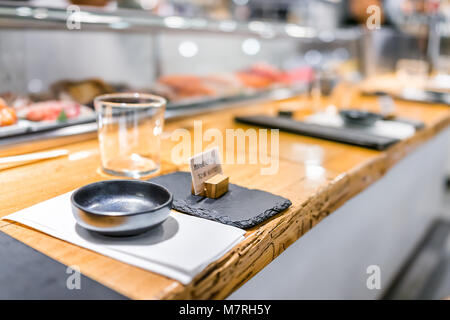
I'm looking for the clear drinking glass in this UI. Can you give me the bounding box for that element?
[94,93,166,178]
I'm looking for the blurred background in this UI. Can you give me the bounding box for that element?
[2,0,448,169]
[0,0,447,96]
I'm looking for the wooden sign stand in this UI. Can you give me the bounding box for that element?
[191,174,229,199]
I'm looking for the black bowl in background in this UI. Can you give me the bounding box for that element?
[339,109,382,127]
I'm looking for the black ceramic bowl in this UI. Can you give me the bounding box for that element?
[339,109,382,126]
[71,180,173,236]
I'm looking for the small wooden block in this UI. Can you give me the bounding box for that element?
[205,174,229,199]
[191,174,229,198]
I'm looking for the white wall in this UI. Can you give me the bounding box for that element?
[0,30,155,93]
[0,29,300,94]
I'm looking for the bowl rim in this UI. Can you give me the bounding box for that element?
[71,180,173,217]
[94,92,166,109]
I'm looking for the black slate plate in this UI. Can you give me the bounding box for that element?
[363,90,450,106]
[235,114,403,150]
[149,171,292,229]
[0,230,127,300]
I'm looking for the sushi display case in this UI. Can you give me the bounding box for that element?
[0,1,360,147]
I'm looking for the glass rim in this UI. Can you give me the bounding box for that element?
[94,92,166,108]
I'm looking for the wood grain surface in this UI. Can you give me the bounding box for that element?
[0,86,449,299]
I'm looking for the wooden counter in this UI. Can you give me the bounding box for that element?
[0,91,449,299]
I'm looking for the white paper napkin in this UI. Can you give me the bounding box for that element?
[3,192,245,284]
[305,113,416,140]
